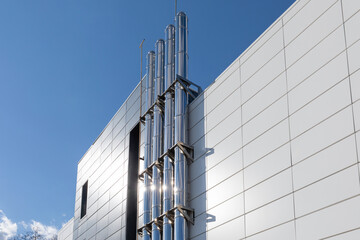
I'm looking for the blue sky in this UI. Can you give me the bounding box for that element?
[0,0,294,236]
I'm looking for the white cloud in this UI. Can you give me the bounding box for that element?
[19,221,28,229]
[0,210,18,240]
[0,210,58,240]
[30,220,58,239]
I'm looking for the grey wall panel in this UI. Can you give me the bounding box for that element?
[71,82,142,240]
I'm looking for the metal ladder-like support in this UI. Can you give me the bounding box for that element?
[137,75,201,237]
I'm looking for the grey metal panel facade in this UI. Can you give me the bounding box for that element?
[72,81,145,240]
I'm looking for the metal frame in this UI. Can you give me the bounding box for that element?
[138,141,194,181]
[140,75,201,125]
[137,205,195,237]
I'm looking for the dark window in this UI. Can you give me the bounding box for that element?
[80,181,88,219]
[126,123,140,240]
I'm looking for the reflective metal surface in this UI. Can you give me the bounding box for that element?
[174,12,188,240]
[144,51,155,240]
[152,40,165,240]
[163,24,176,240]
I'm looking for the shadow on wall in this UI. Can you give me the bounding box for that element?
[188,93,215,240]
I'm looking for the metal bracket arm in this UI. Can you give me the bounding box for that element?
[140,75,201,125]
[137,205,195,237]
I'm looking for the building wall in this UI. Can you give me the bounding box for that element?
[188,0,360,239]
[58,218,74,240]
[72,81,145,240]
[61,0,360,239]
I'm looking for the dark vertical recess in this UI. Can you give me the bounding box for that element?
[126,123,140,240]
[80,181,88,219]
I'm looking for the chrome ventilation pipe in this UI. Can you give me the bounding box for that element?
[174,12,188,240]
[152,39,165,240]
[144,51,155,240]
[163,24,175,240]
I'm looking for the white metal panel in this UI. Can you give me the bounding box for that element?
[193,135,206,160]
[206,149,243,189]
[206,216,245,240]
[206,171,243,210]
[246,221,296,240]
[288,52,348,114]
[246,195,294,236]
[241,51,285,103]
[95,224,108,240]
[326,229,360,239]
[189,233,206,240]
[205,127,242,170]
[206,58,240,97]
[353,100,360,131]
[241,30,284,83]
[357,133,360,161]
[206,88,241,131]
[348,40,360,74]
[345,12,360,46]
[286,2,343,66]
[295,166,360,217]
[206,68,241,114]
[283,0,310,24]
[283,0,338,45]
[243,96,288,145]
[342,0,360,21]
[107,216,121,237]
[189,156,206,182]
[206,193,245,231]
[241,20,282,67]
[189,118,206,146]
[112,106,126,128]
[189,213,207,239]
[291,106,354,163]
[206,107,242,149]
[242,73,287,124]
[189,172,206,200]
[290,79,352,138]
[125,85,140,112]
[86,222,97,240]
[293,135,358,190]
[125,98,140,124]
[350,70,360,102]
[107,230,121,240]
[189,192,206,216]
[245,168,293,212]
[244,143,291,189]
[243,119,289,167]
[286,27,346,90]
[295,196,360,240]
[108,204,121,224]
[189,98,205,129]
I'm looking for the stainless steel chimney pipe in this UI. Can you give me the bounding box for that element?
[163,24,175,240]
[152,39,165,240]
[144,51,155,240]
[174,12,188,240]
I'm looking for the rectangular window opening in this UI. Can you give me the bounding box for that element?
[126,123,140,240]
[80,181,88,219]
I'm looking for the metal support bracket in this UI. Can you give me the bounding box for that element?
[137,205,195,237]
[138,168,153,181]
[140,75,201,125]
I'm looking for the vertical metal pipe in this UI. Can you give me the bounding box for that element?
[152,39,165,240]
[163,24,175,240]
[174,12,188,240]
[144,51,155,240]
